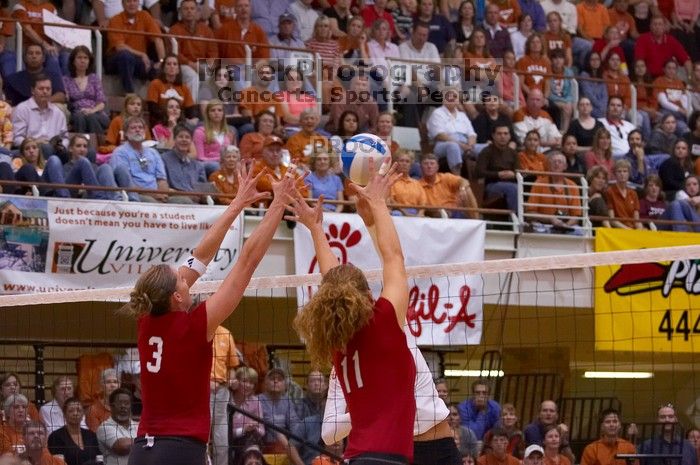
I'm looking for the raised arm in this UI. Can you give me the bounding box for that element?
[321,367,351,445]
[349,158,408,325]
[205,174,297,340]
[179,163,271,288]
[285,195,339,275]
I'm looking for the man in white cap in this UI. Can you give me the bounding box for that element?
[524,444,545,465]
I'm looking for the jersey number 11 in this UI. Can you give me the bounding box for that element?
[340,350,364,393]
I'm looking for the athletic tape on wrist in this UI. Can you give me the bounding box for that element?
[182,256,207,276]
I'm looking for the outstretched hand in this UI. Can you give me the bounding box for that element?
[232,161,271,208]
[270,169,307,206]
[348,156,402,204]
[284,191,324,229]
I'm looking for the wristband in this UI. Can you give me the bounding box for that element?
[182,255,207,276]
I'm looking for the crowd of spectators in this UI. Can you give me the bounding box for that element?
[4,369,700,465]
[0,0,697,231]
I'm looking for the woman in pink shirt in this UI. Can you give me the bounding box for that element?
[193,99,236,177]
[670,0,699,62]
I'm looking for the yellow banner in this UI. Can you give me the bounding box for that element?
[595,228,700,352]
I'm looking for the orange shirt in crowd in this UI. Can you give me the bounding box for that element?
[0,424,23,454]
[419,173,464,209]
[607,7,637,40]
[105,115,151,147]
[545,455,572,465]
[576,2,610,39]
[516,55,551,93]
[146,80,195,109]
[580,437,638,465]
[216,20,270,64]
[543,32,571,56]
[478,452,522,465]
[85,400,110,432]
[238,86,281,119]
[606,184,639,228]
[12,0,57,45]
[24,449,67,465]
[518,152,547,172]
[213,0,236,25]
[285,132,332,168]
[107,11,161,55]
[527,176,582,218]
[170,21,218,66]
[239,132,265,160]
[652,76,686,108]
[491,0,521,26]
[252,159,308,203]
[210,326,239,384]
[0,8,15,38]
[603,71,632,109]
[209,170,239,204]
[391,176,427,208]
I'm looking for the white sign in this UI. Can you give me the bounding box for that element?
[293,213,485,346]
[43,10,92,51]
[0,196,243,294]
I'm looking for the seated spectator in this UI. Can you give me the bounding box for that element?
[92,0,162,29]
[254,135,308,202]
[194,100,236,177]
[519,130,547,176]
[476,125,519,211]
[169,0,218,103]
[419,152,479,219]
[269,13,305,67]
[146,54,197,127]
[561,134,586,176]
[592,26,627,71]
[393,0,416,43]
[102,94,150,156]
[329,110,360,155]
[11,0,68,77]
[566,98,604,152]
[584,128,614,177]
[500,50,526,115]
[483,4,513,59]
[630,59,657,139]
[547,49,574,133]
[453,0,477,46]
[581,409,637,465]
[279,69,316,136]
[389,149,427,216]
[239,110,278,161]
[304,149,344,212]
[248,0,292,38]
[63,46,109,135]
[606,159,643,229]
[665,175,700,232]
[483,403,525,458]
[576,0,610,44]
[513,89,562,148]
[12,138,61,197]
[285,109,332,169]
[229,367,265,463]
[543,426,572,465]
[338,16,369,62]
[105,0,165,94]
[587,165,612,227]
[0,393,30,454]
[361,0,396,38]
[306,16,341,73]
[511,14,534,61]
[47,398,99,465]
[108,116,170,203]
[11,74,66,159]
[292,371,328,465]
[688,111,700,160]
[449,403,479,459]
[366,18,400,107]
[258,368,302,462]
[198,66,237,122]
[238,62,281,123]
[0,2,15,81]
[602,52,632,113]
[653,59,691,135]
[489,0,521,30]
[415,0,455,55]
[578,52,608,119]
[543,12,573,67]
[96,389,138,465]
[324,0,350,37]
[19,421,66,465]
[427,86,477,175]
[516,34,551,97]
[639,404,698,465]
[598,97,636,157]
[0,374,41,425]
[623,130,654,187]
[458,379,501,440]
[634,16,692,78]
[659,139,693,199]
[152,98,186,151]
[460,29,498,119]
[524,401,573,464]
[209,145,240,205]
[478,428,521,465]
[41,377,87,435]
[472,95,516,155]
[161,125,206,204]
[608,0,639,61]
[639,175,667,222]
[325,74,378,134]
[648,114,679,155]
[3,44,65,107]
[376,111,400,157]
[519,0,546,32]
[86,369,120,433]
[436,378,450,404]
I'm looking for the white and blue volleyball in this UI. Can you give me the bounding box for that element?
[341,133,390,186]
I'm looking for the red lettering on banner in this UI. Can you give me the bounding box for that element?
[407,284,476,337]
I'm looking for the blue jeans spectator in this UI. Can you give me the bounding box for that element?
[485,181,518,211]
[104,50,156,93]
[433,133,471,171]
[666,199,700,232]
[71,110,110,134]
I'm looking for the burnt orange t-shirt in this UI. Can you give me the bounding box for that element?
[606,184,639,228]
[146,79,195,109]
[518,151,547,172]
[216,20,270,64]
[11,0,57,44]
[491,0,521,26]
[543,31,572,55]
[527,176,582,218]
[170,21,218,65]
[516,55,551,93]
[237,86,281,119]
[0,8,14,37]
[107,11,161,54]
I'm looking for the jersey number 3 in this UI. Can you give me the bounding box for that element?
[146,336,163,373]
[340,350,364,393]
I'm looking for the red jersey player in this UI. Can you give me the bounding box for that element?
[290,157,417,465]
[120,165,298,465]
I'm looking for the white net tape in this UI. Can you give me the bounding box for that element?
[1,245,699,307]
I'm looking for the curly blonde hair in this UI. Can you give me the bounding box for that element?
[119,264,177,317]
[293,264,374,369]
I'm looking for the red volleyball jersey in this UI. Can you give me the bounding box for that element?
[137,302,213,443]
[332,297,416,460]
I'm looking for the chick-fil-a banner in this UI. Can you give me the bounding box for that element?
[293,213,485,346]
[0,195,242,294]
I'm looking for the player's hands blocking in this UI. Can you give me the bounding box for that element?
[350,156,402,225]
[269,169,306,207]
[284,192,324,229]
[232,161,271,209]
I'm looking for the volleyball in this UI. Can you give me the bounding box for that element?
[341,133,391,186]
